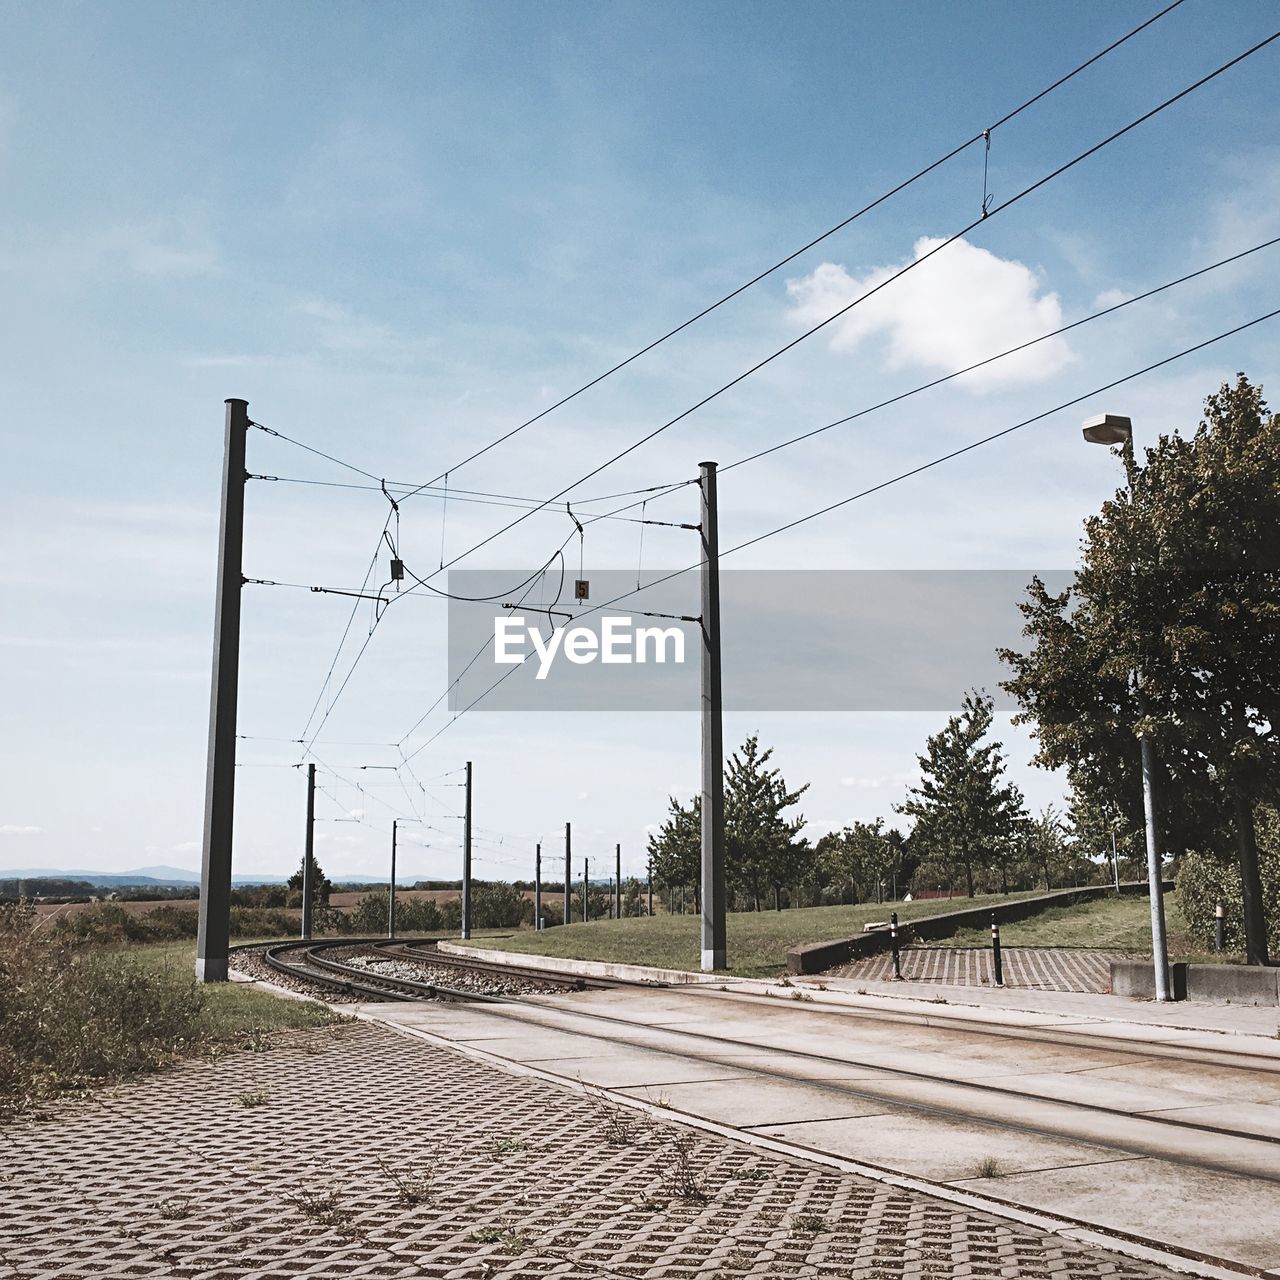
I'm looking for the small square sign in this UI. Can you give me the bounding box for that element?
[574,579,590,600]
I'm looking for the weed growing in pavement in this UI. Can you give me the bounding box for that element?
[469,1221,533,1250]
[739,1167,770,1182]
[790,1213,828,1235]
[491,1136,527,1155]
[237,1088,270,1108]
[778,975,794,987]
[239,1027,275,1053]
[377,1155,433,1206]
[974,1156,1005,1179]
[658,1128,706,1202]
[589,1086,641,1145]
[283,1187,360,1236]
[153,1197,190,1221]
[790,990,813,1002]
[927,997,948,1005]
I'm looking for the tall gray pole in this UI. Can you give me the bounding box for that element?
[1111,829,1121,894]
[564,822,572,924]
[615,843,622,919]
[196,398,249,982]
[301,763,316,940]
[583,858,589,923]
[647,858,653,916]
[1139,732,1172,1000]
[389,819,399,940]
[699,461,726,971]
[462,760,473,940]
[534,843,542,929]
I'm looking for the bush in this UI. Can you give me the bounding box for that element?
[229,906,299,938]
[1176,808,1280,954]
[1,903,205,1117]
[344,891,445,935]
[48,901,201,945]
[472,882,532,929]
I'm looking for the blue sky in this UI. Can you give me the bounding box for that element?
[2,1,1278,882]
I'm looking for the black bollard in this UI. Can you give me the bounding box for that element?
[890,911,903,980]
[991,913,1004,987]
[1214,900,1225,953]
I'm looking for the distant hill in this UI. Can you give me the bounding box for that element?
[1,866,290,889]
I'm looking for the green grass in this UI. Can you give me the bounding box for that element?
[935,892,1208,956]
[454,891,1046,977]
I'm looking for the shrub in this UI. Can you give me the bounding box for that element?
[471,882,532,929]
[1176,807,1280,954]
[1,903,205,1117]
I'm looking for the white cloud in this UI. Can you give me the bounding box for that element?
[1,824,43,835]
[786,237,1072,389]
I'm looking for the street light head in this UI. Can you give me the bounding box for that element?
[1082,413,1133,447]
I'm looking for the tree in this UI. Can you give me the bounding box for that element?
[816,820,897,904]
[1002,376,1280,964]
[1066,784,1140,882]
[646,793,700,907]
[287,855,332,906]
[724,735,810,910]
[896,690,1028,897]
[647,735,811,912]
[1022,806,1068,891]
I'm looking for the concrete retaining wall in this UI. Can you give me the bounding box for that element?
[1110,959,1279,1005]
[786,881,1167,976]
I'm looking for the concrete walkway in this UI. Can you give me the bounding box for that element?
[361,977,1280,1277]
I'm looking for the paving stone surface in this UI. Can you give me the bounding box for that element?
[0,1020,1181,1279]
[831,947,1132,993]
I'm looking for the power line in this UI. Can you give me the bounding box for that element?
[248,473,682,525]
[402,306,1280,746]
[393,30,1280,597]
[388,0,1188,500]
[723,232,1280,473]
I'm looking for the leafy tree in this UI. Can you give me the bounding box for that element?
[816,819,898,903]
[1002,376,1280,963]
[287,855,332,906]
[1021,806,1068,891]
[724,735,810,909]
[646,793,700,907]
[895,690,1028,897]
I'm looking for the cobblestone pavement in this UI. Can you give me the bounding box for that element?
[0,1020,1182,1279]
[830,947,1134,993]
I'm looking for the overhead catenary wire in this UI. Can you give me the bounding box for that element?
[722,232,1280,473]
[391,29,1280,600]
[247,3,1231,775]
[400,305,1280,749]
[385,0,1188,501]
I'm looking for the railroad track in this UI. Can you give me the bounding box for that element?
[244,937,624,1003]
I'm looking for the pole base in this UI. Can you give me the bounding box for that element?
[195,957,229,983]
[700,949,725,972]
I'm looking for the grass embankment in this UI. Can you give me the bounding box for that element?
[459,890,1045,977]
[937,891,1227,960]
[0,912,343,1121]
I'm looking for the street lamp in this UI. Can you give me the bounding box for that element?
[1082,413,1173,1001]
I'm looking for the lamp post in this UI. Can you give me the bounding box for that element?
[1082,413,1172,1001]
